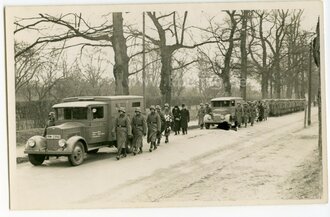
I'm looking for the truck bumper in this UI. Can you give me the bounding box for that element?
[24,150,72,156]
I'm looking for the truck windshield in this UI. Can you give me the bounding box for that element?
[212,101,234,107]
[56,107,88,120]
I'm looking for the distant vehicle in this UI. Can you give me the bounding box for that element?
[204,97,244,130]
[24,95,144,166]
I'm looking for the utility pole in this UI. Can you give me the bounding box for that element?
[142,12,146,111]
[308,42,312,126]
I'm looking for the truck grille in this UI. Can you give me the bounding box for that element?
[47,140,60,151]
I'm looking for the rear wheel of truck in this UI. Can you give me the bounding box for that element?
[205,123,210,129]
[28,154,45,166]
[68,142,85,166]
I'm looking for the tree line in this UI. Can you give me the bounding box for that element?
[14,9,320,105]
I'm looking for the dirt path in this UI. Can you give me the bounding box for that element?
[12,109,322,209]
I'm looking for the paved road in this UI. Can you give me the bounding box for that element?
[11,108,319,210]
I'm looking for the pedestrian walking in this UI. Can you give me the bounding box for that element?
[163,103,172,143]
[172,105,181,135]
[243,103,250,128]
[180,104,190,135]
[249,102,256,126]
[258,101,264,122]
[147,105,161,152]
[235,102,243,128]
[43,112,56,137]
[112,107,132,160]
[131,107,147,155]
[156,105,166,145]
[197,103,206,129]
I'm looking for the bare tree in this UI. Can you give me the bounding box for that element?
[15,12,131,95]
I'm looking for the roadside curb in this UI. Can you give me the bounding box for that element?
[16,123,200,164]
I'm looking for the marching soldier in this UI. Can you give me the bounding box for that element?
[112,107,132,160]
[197,103,206,129]
[258,101,264,121]
[205,103,212,116]
[156,105,166,145]
[180,104,190,135]
[163,103,172,143]
[172,105,181,135]
[235,102,243,128]
[243,103,250,128]
[147,105,161,152]
[249,102,257,126]
[43,112,56,137]
[131,107,147,155]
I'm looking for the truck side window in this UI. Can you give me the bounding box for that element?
[132,102,140,107]
[92,107,104,119]
[231,101,235,106]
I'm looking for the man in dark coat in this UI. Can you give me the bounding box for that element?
[180,104,190,135]
[147,105,161,152]
[172,105,181,135]
[112,107,132,160]
[131,107,147,155]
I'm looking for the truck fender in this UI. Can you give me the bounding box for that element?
[66,136,88,153]
[25,135,46,151]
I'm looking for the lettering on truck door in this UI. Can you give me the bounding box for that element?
[89,105,108,145]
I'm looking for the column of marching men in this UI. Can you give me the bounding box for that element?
[112,104,190,160]
[111,99,304,160]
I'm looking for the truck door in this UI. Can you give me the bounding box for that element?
[89,105,108,146]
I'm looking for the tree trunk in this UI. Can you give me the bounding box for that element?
[112,12,129,95]
[240,11,248,100]
[160,48,172,104]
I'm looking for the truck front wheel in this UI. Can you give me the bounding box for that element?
[28,154,45,166]
[205,123,210,129]
[68,142,85,166]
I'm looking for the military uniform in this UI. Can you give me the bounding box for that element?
[43,112,55,137]
[197,104,206,129]
[147,106,161,152]
[249,103,257,126]
[113,107,132,160]
[180,105,190,135]
[163,104,172,143]
[235,103,243,128]
[131,108,147,155]
[258,101,264,121]
[243,104,250,128]
[156,105,166,145]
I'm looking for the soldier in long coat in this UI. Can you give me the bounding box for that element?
[235,103,244,128]
[163,103,172,143]
[147,105,161,152]
[249,102,257,126]
[258,101,264,122]
[197,103,206,129]
[172,105,181,135]
[43,112,55,137]
[180,104,190,135]
[131,107,147,155]
[156,105,166,145]
[243,103,250,128]
[112,107,132,160]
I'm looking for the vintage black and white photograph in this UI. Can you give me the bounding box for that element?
[4,0,327,210]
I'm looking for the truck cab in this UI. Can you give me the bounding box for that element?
[204,97,244,130]
[24,95,144,166]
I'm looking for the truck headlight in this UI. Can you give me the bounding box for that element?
[27,139,36,147]
[58,139,67,148]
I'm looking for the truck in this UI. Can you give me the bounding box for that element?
[24,95,144,166]
[203,97,244,130]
